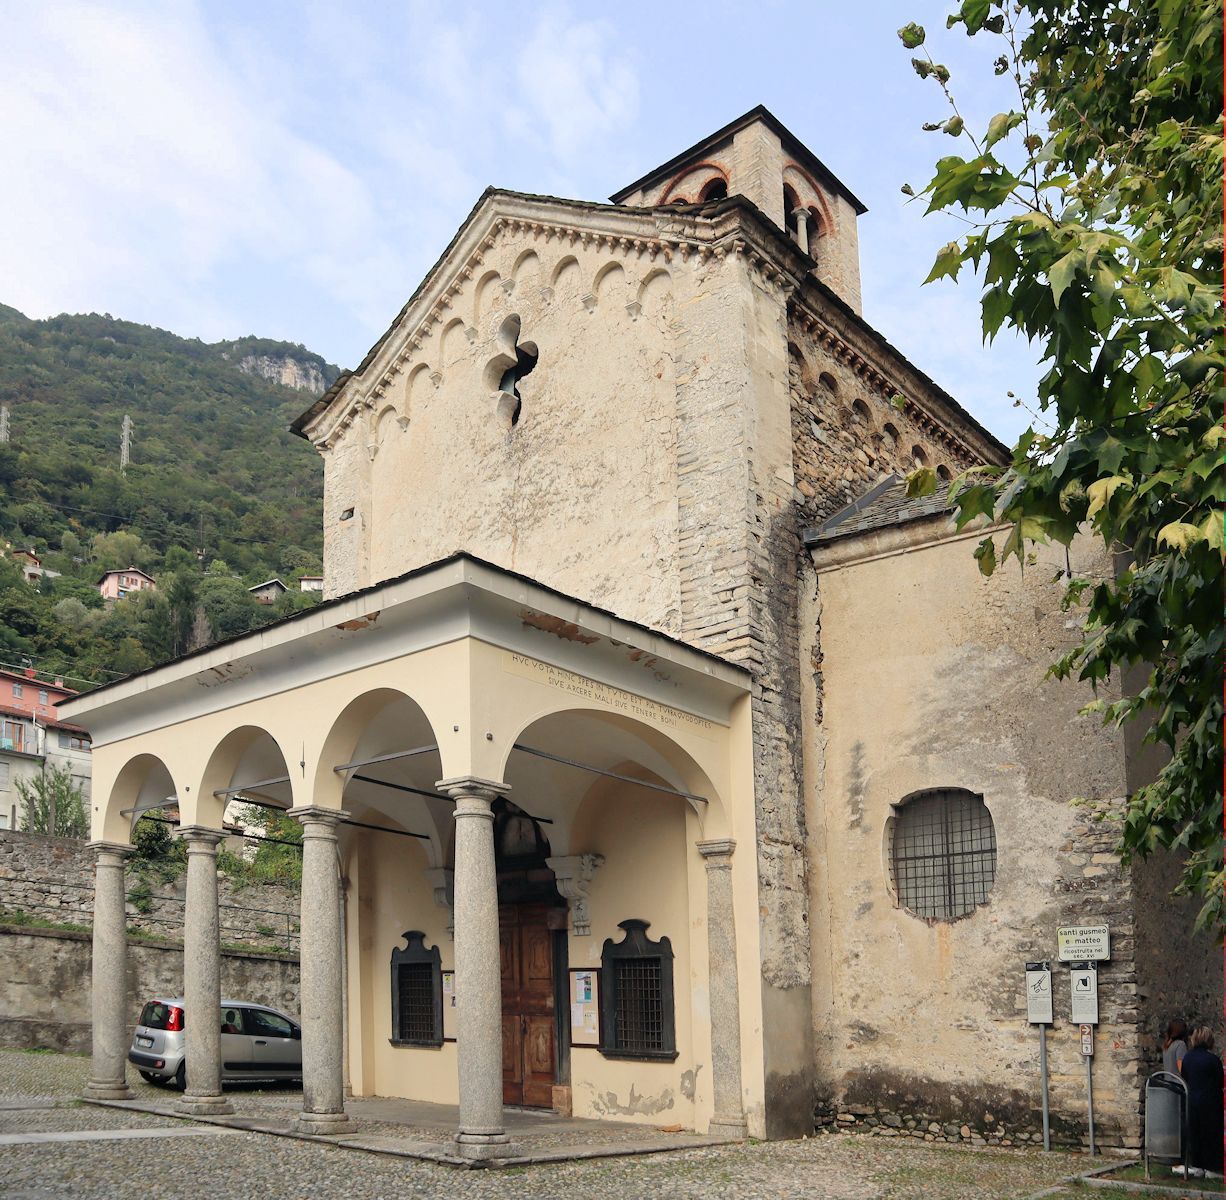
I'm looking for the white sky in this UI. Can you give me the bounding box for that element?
[1,0,1041,442]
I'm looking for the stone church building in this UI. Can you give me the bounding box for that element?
[64,108,1219,1158]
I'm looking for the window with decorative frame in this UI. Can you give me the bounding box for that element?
[599,919,677,1060]
[889,789,997,921]
[389,931,443,1047]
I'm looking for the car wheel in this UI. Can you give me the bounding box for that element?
[174,1062,186,1091]
[138,1071,158,1084]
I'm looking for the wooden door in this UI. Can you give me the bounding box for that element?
[500,903,557,1107]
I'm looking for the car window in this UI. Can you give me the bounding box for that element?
[246,1009,294,1037]
[139,1002,170,1029]
[219,1007,245,1034]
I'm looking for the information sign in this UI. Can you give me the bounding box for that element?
[569,968,601,1047]
[1069,962,1099,1024]
[1025,960,1053,1024]
[1057,925,1110,962]
[1080,1024,1095,1057]
[442,970,457,1042]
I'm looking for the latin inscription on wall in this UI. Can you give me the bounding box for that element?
[502,651,721,740]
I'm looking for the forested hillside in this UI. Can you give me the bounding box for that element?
[0,304,340,691]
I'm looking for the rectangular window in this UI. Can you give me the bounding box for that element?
[57,732,89,751]
[394,963,438,1044]
[38,690,48,705]
[613,958,665,1053]
[11,683,22,698]
[0,763,8,788]
[1,721,24,753]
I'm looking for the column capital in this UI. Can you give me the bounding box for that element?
[288,805,350,830]
[87,840,135,864]
[177,825,225,850]
[435,776,510,804]
[697,838,736,863]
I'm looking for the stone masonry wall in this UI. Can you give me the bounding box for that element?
[0,925,299,1053]
[0,830,300,951]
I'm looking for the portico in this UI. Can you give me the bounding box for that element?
[66,554,762,1157]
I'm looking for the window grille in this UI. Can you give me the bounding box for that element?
[600,919,677,1060]
[389,930,442,1047]
[614,958,664,1053]
[395,963,436,1043]
[891,789,996,921]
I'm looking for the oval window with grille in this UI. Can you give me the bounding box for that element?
[890,789,996,920]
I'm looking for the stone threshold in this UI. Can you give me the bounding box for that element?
[82,1097,738,1169]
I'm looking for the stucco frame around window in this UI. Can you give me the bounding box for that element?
[389,930,443,1048]
[599,919,678,1062]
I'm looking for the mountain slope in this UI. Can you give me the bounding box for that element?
[0,306,341,687]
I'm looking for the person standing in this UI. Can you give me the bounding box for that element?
[1163,1019,1189,1075]
[1180,1027,1224,1178]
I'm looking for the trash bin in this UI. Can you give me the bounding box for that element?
[1144,1070,1187,1180]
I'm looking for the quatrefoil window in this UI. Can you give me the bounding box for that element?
[486,314,538,428]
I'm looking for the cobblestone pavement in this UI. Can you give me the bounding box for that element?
[0,1050,1104,1199]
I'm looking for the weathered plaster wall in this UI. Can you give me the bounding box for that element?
[0,925,298,1053]
[807,528,1144,1148]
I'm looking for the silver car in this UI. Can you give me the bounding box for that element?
[128,997,302,1088]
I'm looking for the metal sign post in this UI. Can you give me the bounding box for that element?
[1026,960,1053,1150]
[1070,962,1099,1155]
[1081,1024,1096,1154]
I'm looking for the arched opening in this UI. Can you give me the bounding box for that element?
[936,464,953,482]
[494,706,725,1118]
[783,184,802,238]
[819,371,839,395]
[699,176,728,202]
[882,421,900,447]
[851,398,872,426]
[911,444,929,467]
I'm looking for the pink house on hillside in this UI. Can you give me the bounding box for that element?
[97,566,157,601]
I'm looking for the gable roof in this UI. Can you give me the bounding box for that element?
[97,566,156,585]
[609,105,868,215]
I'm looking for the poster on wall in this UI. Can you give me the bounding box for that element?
[569,968,601,1047]
[442,970,457,1042]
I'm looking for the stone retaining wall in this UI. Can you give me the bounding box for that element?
[0,925,299,1053]
[0,829,299,951]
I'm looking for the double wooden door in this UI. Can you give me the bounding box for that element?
[500,903,558,1107]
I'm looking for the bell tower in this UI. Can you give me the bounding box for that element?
[611,105,866,313]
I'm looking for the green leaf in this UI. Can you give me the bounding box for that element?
[1086,476,1129,520]
[960,0,991,33]
[924,241,963,284]
[1200,511,1224,553]
[1156,522,1202,551]
[906,466,938,497]
[973,536,996,576]
[943,115,964,137]
[898,22,926,48]
[985,111,1021,148]
[1048,250,1080,307]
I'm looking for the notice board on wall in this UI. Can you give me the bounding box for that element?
[442,970,457,1042]
[569,968,601,1047]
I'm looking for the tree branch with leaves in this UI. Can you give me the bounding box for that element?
[899,0,1224,934]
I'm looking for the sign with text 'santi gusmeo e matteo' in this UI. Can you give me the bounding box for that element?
[1056,925,1110,962]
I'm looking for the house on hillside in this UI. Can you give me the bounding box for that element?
[0,669,91,831]
[97,567,156,601]
[298,575,324,593]
[248,578,288,605]
[2,546,61,586]
[63,107,1220,1155]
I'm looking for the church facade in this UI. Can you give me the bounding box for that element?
[65,108,1219,1157]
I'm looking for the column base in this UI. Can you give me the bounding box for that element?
[175,1094,235,1117]
[707,1116,748,1140]
[83,1081,134,1102]
[454,1131,513,1161]
[292,1110,355,1136]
